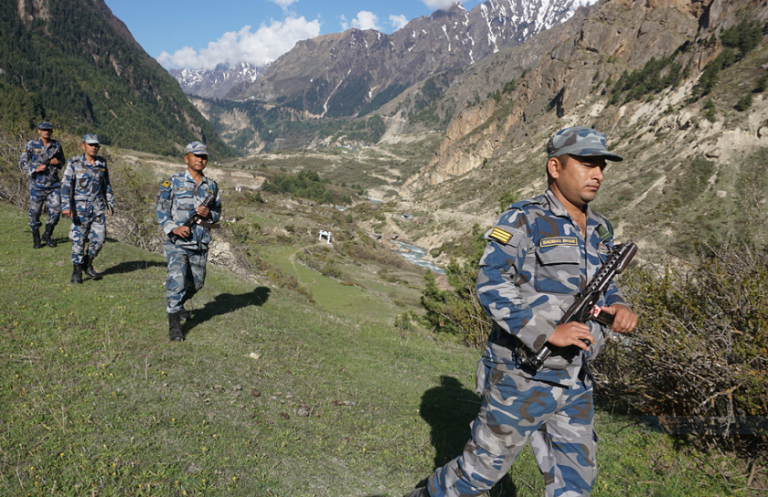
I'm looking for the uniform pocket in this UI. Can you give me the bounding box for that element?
[77,173,92,190]
[534,244,580,293]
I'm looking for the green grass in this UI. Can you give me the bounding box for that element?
[0,203,750,496]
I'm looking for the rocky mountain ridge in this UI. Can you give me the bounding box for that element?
[170,62,265,99]
[235,0,597,117]
[383,0,768,261]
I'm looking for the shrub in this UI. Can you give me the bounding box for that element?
[420,224,492,347]
[595,242,768,456]
[320,262,344,279]
[0,129,30,207]
[755,73,768,93]
[702,99,717,122]
[735,93,753,112]
[499,191,519,213]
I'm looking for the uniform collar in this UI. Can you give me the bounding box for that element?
[184,170,208,185]
[544,188,604,229]
[80,154,103,165]
[33,138,57,148]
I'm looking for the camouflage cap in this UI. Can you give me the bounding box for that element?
[185,141,208,155]
[38,122,53,130]
[547,126,623,162]
[83,134,100,145]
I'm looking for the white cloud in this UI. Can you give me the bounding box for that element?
[389,14,408,31]
[157,16,321,70]
[339,14,349,31]
[351,11,381,31]
[421,0,465,11]
[269,0,299,8]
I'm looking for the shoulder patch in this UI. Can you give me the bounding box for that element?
[162,180,171,188]
[489,227,514,244]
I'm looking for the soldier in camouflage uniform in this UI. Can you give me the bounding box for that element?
[404,127,638,497]
[19,122,66,248]
[156,141,221,341]
[61,134,115,284]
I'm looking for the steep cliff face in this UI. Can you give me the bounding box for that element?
[238,0,598,117]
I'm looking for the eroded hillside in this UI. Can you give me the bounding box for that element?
[380,0,768,262]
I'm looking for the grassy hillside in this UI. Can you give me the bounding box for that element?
[0,201,753,496]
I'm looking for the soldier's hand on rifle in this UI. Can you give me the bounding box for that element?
[34,164,47,173]
[49,157,60,166]
[62,209,72,219]
[548,322,594,351]
[598,305,637,333]
[195,205,210,220]
[172,226,192,239]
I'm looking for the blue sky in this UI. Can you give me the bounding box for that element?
[105,0,486,70]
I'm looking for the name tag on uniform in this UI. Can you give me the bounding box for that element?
[540,236,578,247]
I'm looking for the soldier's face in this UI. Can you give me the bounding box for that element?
[38,129,52,140]
[81,141,100,159]
[185,153,208,172]
[549,155,606,208]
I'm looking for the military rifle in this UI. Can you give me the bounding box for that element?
[168,192,216,243]
[30,144,61,176]
[527,242,638,370]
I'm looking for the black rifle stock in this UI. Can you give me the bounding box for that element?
[168,192,215,243]
[527,242,638,370]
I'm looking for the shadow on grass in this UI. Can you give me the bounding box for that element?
[414,375,520,497]
[100,260,166,276]
[183,286,271,336]
[420,375,481,470]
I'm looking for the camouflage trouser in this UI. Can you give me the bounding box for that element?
[69,211,107,264]
[164,242,208,314]
[427,366,595,497]
[29,184,61,229]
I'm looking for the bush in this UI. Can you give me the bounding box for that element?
[498,191,519,213]
[320,262,344,279]
[596,242,768,456]
[756,73,768,93]
[0,129,29,207]
[735,93,753,112]
[502,79,517,94]
[702,99,716,122]
[420,224,492,347]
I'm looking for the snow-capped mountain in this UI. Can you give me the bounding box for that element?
[235,0,597,116]
[169,62,265,99]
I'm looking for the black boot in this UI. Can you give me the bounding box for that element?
[168,312,184,341]
[42,225,57,248]
[83,255,102,280]
[71,263,83,284]
[32,228,41,249]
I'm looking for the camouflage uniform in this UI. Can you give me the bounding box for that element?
[416,127,630,497]
[19,137,65,229]
[60,154,114,265]
[155,171,221,314]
